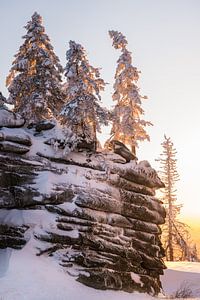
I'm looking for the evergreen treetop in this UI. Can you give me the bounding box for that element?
[64,41,105,101]
[6,12,64,123]
[60,40,109,148]
[108,30,152,154]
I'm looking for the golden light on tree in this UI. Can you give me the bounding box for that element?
[107,30,152,155]
[6,12,64,123]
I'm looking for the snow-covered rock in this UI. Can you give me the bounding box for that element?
[0,108,25,128]
[0,127,32,146]
[0,224,28,249]
[35,119,56,132]
[109,140,137,162]
[0,123,166,296]
[0,141,30,154]
[0,126,31,156]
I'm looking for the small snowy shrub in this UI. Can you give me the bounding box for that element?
[170,280,200,298]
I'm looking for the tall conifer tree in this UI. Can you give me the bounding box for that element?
[60,41,108,149]
[6,12,64,123]
[108,30,152,154]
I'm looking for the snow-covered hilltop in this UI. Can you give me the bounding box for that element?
[0,107,166,295]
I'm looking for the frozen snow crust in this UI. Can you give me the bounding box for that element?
[0,108,166,295]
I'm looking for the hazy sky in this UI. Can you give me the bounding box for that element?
[0,0,200,220]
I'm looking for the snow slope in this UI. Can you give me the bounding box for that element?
[162,262,200,298]
[0,237,155,300]
[0,206,199,300]
[1,234,200,300]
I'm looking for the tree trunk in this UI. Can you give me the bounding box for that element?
[131,144,136,156]
[168,201,174,261]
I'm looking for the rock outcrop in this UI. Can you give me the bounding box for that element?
[0,108,25,128]
[0,107,166,295]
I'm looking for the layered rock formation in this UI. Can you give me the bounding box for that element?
[0,107,166,295]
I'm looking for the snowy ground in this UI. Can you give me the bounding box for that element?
[0,237,156,300]
[1,237,200,300]
[162,262,200,299]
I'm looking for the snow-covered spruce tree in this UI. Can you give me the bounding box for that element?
[6,12,64,123]
[60,40,108,150]
[108,30,152,154]
[157,135,191,261]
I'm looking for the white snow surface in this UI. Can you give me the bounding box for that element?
[162,261,200,298]
[0,204,155,300]
[0,237,155,300]
[1,233,200,300]
[32,164,118,200]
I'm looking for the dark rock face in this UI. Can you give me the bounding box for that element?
[109,140,137,162]
[0,109,166,296]
[0,224,28,249]
[38,175,166,295]
[35,120,56,132]
[0,141,30,154]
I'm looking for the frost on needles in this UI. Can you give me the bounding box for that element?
[6,12,64,123]
[5,15,152,157]
[60,40,109,150]
[108,30,152,155]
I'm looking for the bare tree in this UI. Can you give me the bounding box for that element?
[157,135,191,261]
